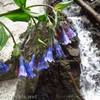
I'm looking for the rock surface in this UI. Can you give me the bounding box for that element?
[0,79,18,100]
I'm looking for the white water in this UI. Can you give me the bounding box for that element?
[68,16,100,100]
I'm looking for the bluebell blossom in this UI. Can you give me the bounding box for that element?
[18,56,27,77]
[54,39,65,58]
[44,45,54,63]
[61,31,71,45]
[57,30,71,45]
[25,63,36,79]
[66,28,76,39]
[29,54,35,71]
[0,62,9,73]
[37,56,48,71]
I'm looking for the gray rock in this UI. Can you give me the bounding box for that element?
[0,79,18,100]
[67,46,80,57]
[0,77,39,100]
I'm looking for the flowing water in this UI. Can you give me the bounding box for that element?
[62,1,100,99]
[69,16,100,100]
[64,4,100,100]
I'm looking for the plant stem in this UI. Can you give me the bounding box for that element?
[27,4,58,27]
[0,21,16,45]
[31,17,37,27]
[27,4,53,10]
[0,4,57,45]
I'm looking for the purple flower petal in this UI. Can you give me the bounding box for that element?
[54,40,65,58]
[66,28,76,39]
[61,31,71,45]
[25,63,36,78]
[37,56,48,71]
[29,54,35,71]
[0,62,9,73]
[18,56,27,77]
[44,45,54,63]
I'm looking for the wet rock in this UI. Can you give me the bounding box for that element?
[33,61,81,100]
[67,46,80,57]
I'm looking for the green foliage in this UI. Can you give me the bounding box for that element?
[54,0,73,11]
[12,44,20,57]
[38,38,47,46]
[34,14,47,22]
[0,9,30,22]
[53,10,58,26]
[0,24,9,50]
[14,0,26,8]
[0,0,73,54]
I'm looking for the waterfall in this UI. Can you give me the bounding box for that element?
[68,16,100,100]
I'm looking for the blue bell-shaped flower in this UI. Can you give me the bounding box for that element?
[61,30,71,45]
[29,54,35,71]
[57,29,71,45]
[0,62,9,73]
[66,28,76,39]
[37,56,48,71]
[25,63,36,79]
[44,45,54,63]
[18,56,27,77]
[54,39,65,58]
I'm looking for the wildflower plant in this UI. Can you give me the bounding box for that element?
[0,0,76,78]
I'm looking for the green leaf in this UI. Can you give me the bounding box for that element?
[34,14,47,22]
[38,38,47,46]
[0,24,9,50]
[0,9,30,22]
[12,44,20,57]
[47,17,53,28]
[53,10,57,26]
[14,0,26,8]
[54,0,73,11]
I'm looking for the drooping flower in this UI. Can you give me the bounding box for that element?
[18,56,27,77]
[37,56,48,71]
[60,30,71,45]
[25,63,36,79]
[29,54,35,71]
[66,28,76,39]
[44,45,54,63]
[55,27,71,45]
[54,39,65,58]
[56,30,71,45]
[0,62,9,73]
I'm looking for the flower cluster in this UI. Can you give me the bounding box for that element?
[18,54,49,78]
[0,27,76,79]
[18,27,76,79]
[18,55,36,78]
